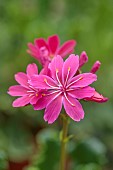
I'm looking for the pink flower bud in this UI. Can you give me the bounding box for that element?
[79,51,88,68]
[90,61,101,74]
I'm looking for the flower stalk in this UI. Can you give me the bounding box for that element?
[60,114,69,170]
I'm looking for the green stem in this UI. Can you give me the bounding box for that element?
[60,115,69,170]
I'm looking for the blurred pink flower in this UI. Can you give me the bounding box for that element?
[27,34,76,66]
[8,63,42,107]
[30,55,97,124]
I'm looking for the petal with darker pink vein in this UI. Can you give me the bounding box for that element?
[69,73,97,88]
[30,75,57,89]
[49,55,63,83]
[68,86,95,99]
[58,40,76,58]
[44,95,62,124]
[63,95,84,121]
[62,54,79,83]
[48,35,59,54]
[15,73,28,87]
[13,96,30,107]
[8,85,28,96]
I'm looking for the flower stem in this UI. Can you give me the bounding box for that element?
[60,114,69,170]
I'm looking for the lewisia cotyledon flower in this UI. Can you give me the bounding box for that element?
[27,34,76,66]
[8,63,42,107]
[30,55,97,124]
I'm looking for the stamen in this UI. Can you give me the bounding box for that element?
[64,93,75,106]
[44,78,59,89]
[67,76,83,88]
[27,90,35,93]
[66,87,80,92]
[64,67,70,86]
[68,67,71,71]
[42,93,46,96]
[55,69,62,86]
[44,90,61,96]
[36,93,38,97]
[53,91,62,100]
[29,94,34,97]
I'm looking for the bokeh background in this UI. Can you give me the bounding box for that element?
[0,0,113,170]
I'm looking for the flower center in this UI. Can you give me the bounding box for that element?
[43,68,83,106]
[40,46,49,57]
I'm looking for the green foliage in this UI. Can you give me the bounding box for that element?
[25,129,60,170]
[0,150,8,170]
[75,163,102,170]
[71,138,107,165]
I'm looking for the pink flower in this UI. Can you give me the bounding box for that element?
[8,63,42,107]
[30,55,97,124]
[27,34,76,66]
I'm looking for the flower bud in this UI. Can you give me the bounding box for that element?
[79,51,88,68]
[90,61,101,74]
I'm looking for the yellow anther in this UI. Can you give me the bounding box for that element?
[44,78,47,82]
[36,93,38,97]
[42,93,46,96]
[68,67,71,71]
[79,76,83,80]
[56,68,59,73]
[50,54,54,59]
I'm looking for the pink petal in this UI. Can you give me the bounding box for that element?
[68,86,95,99]
[27,63,38,78]
[12,96,30,107]
[79,51,88,68]
[48,35,60,54]
[90,61,101,74]
[40,63,51,76]
[85,91,108,103]
[27,43,39,53]
[44,95,62,124]
[33,91,58,110]
[69,73,97,88]
[58,40,76,58]
[15,72,28,88]
[27,43,40,60]
[34,38,49,51]
[8,85,28,96]
[30,75,57,89]
[30,95,41,105]
[62,54,79,83]
[49,55,63,83]
[63,94,84,121]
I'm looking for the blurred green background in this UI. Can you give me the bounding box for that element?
[0,0,113,170]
